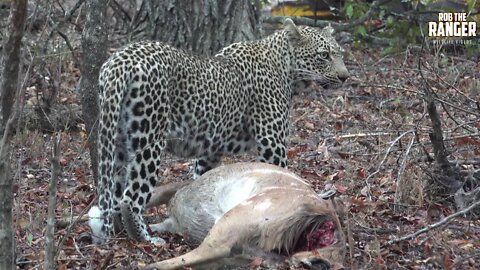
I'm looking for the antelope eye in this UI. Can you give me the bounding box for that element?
[319,51,329,59]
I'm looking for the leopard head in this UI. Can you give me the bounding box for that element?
[285,19,349,89]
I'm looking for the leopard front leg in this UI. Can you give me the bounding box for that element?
[254,120,288,168]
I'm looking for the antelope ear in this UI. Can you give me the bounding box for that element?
[324,24,335,35]
[284,18,302,45]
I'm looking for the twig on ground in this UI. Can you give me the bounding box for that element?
[434,97,480,117]
[454,159,480,165]
[393,133,415,212]
[420,63,476,133]
[360,82,480,118]
[386,199,480,245]
[55,199,96,260]
[99,251,115,270]
[353,225,398,235]
[364,130,415,200]
[332,132,393,140]
[293,111,309,124]
[448,224,480,233]
[56,215,89,229]
[433,71,478,104]
[454,187,480,211]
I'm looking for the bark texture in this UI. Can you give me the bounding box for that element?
[44,134,61,270]
[427,98,463,195]
[0,0,27,128]
[0,1,27,269]
[79,0,108,185]
[151,0,260,55]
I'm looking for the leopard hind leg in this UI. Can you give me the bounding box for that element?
[111,115,129,233]
[119,69,169,243]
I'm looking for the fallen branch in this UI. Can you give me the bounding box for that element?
[55,215,88,229]
[364,130,415,200]
[386,199,480,245]
[393,134,415,212]
[332,132,393,140]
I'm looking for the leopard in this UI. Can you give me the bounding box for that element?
[88,19,349,244]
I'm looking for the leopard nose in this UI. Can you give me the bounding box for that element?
[338,73,349,83]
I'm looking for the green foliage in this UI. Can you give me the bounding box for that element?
[386,16,395,28]
[342,0,478,57]
[346,4,353,19]
[382,43,402,55]
[465,42,480,58]
[342,0,372,41]
[343,0,369,20]
[378,8,385,20]
[466,0,476,11]
[355,25,367,37]
[27,232,33,246]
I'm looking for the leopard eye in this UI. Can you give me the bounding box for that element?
[319,51,329,59]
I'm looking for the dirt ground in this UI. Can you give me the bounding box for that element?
[11,43,480,270]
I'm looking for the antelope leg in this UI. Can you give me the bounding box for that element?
[146,182,190,208]
[143,243,231,270]
[150,217,178,233]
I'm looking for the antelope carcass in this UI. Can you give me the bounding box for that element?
[145,163,346,270]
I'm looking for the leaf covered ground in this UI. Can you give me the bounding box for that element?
[12,45,480,270]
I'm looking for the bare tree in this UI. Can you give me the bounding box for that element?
[0,0,27,269]
[0,0,27,129]
[146,0,261,55]
[79,0,109,184]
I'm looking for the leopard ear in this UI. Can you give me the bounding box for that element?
[284,18,302,45]
[324,24,335,35]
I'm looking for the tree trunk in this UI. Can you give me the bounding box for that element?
[44,134,61,270]
[0,0,27,129]
[150,0,260,55]
[79,0,108,185]
[0,1,27,269]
